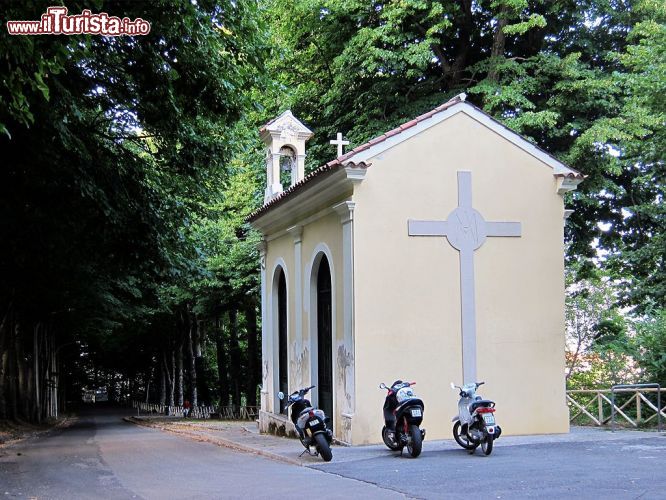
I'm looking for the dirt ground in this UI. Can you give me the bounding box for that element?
[0,416,72,448]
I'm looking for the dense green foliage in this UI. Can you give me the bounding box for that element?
[0,0,268,419]
[0,0,663,421]
[265,0,664,310]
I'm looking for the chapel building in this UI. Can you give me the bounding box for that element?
[248,94,583,445]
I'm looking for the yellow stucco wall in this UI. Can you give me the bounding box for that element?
[264,212,347,433]
[352,111,569,444]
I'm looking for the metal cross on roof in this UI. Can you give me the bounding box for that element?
[408,171,521,384]
[330,132,349,158]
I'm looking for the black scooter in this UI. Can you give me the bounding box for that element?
[380,380,425,457]
[278,385,333,462]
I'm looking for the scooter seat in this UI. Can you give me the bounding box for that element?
[469,399,495,412]
[298,406,315,417]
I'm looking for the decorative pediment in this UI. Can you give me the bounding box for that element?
[260,110,313,144]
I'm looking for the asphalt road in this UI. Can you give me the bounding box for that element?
[313,432,666,499]
[0,408,401,499]
[1,408,665,499]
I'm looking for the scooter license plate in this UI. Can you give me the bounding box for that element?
[411,408,422,417]
[308,420,318,427]
[483,414,495,425]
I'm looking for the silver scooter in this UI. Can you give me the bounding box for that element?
[451,381,501,455]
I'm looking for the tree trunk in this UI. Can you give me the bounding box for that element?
[43,327,49,420]
[162,349,173,406]
[25,353,33,420]
[215,312,229,407]
[488,8,509,82]
[186,311,198,406]
[15,323,28,420]
[145,366,153,404]
[229,309,241,408]
[8,316,18,420]
[33,323,41,423]
[0,302,11,420]
[170,349,176,406]
[43,326,51,421]
[196,321,210,405]
[245,300,259,406]
[176,341,184,406]
[159,354,167,406]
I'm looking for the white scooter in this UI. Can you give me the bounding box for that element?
[451,381,501,455]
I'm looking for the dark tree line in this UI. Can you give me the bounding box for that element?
[144,302,260,409]
[0,0,268,421]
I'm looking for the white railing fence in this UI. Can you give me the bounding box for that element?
[131,401,258,420]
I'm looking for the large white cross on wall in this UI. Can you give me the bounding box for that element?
[408,171,521,384]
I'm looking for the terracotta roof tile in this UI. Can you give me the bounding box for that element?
[368,135,386,146]
[555,172,586,179]
[247,161,370,221]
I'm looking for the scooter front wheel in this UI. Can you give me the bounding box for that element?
[382,426,402,451]
[453,421,476,450]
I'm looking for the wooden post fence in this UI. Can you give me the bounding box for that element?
[567,387,666,430]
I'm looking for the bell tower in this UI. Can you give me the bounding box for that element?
[260,110,314,204]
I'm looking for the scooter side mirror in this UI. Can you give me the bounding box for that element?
[450,382,456,389]
[277,391,285,400]
[379,383,387,390]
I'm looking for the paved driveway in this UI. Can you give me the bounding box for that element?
[2,409,664,499]
[313,432,666,499]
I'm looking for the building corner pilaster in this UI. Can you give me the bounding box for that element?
[258,239,270,417]
[287,225,305,387]
[332,201,356,443]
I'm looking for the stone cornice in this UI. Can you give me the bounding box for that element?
[250,166,366,236]
[332,201,356,225]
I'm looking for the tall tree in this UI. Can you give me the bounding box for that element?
[0,0,268,421]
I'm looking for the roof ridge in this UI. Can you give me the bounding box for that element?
[248,93,583,223]
[248,94,466,222]
[326,93,466,167]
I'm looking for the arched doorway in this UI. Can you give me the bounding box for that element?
[316,255,333,430]
[277,268,288,413]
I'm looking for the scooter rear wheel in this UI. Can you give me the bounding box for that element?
[407,424,423,458]
[453,421,476,450]
[382,426,402,451]
[314,433,333,462]
[481,437,493,456]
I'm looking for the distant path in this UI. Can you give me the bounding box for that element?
[0,408,403,499]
